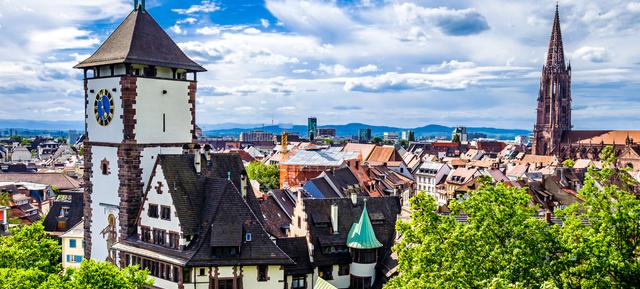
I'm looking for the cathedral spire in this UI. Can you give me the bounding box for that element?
[546,3,566,70]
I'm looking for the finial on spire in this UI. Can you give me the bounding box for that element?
[134,0,145,11]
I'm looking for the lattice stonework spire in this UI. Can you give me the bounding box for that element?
[532,4,572,156]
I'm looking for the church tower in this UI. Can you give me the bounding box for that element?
[532,4,572,156]
[74,1,205,261]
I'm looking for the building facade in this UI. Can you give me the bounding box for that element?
[75,3,205,262]
[531,5,640,160]
[308,117,318,141]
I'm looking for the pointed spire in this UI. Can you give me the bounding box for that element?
[347,200,383,249]
[546,3,566,70]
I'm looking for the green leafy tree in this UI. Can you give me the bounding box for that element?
[562,159,575,168]
[552,146,640,288]
[67,260,153,289]
[0,192,11,206]
[387,182,556,289]
[0,222,62,274]
[246,161,280,191]
[0,223,152,289]
[388,145,640,289]
[371,137,383,145]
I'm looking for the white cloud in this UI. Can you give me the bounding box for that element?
[195,26,221,35]
[260,19,270,28]
[319,64,351,76]
[170,24,186,35]
[572,47,613,63]
[172,1,220,15]
[243,27,261,34]
[424,60,477,73]
[353,64,380,74]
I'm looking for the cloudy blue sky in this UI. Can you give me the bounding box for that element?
[0,0,639,130]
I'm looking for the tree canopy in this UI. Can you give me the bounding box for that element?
[387,146,640,289]
[0,223,153,289]
[246,161,280,191]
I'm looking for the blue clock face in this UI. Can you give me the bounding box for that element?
[93,89,114,126]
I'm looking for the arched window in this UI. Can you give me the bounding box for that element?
[101,159,110,175]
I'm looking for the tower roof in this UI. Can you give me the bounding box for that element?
[74,8,205,72]
[347,201,383,249]
[545,4,566,70]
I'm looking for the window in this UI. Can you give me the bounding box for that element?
[153,229,166,245]
[69,239,77,248]
[101,159,110,175]
[67,255,83,263]
[169,232,180,249]
[350,275,372,289]
[160,206,171,220]
[352,249,377,263]
[338,264,349,276]
[318,266,333,280]
[148,204,159,218]
[218,279,234,289]
[199,268,206,276]
[257,265,268,281]
[291,276,306,289]
[141,226,151,242]
[245,233,252,242]
[212,246,239,258]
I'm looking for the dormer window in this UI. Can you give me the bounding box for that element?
[245,233,252,242]
[212,246,239,258]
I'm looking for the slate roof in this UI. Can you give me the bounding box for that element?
[276,237,314,275]
[157,155,204,235]
[122,153,293,267]
[74,9,205,72]
[0,173,81,191]
[303,196,401,266]
[42,191,83,234]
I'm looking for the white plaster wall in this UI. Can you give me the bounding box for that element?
[139,164,183,243]
[318,266,350,289]
[135,78,192,144]
[242,265,285,289]
[61,236,84,269]
[86,78,124,143]
[351,262,376,282]
[140,147,182,191]
[151,277,179,289]
[89,146,120,262]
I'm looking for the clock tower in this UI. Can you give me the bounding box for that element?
[74,1,205,261]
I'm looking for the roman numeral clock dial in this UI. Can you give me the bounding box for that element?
[93,89,115,126]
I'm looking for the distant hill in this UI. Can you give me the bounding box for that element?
[0,119,530,140]
[0,119,84,131]
[203,123,530,140]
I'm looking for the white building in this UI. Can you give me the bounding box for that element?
[75,2,206,263]
[415,161,451,206]
[61,221,84,269]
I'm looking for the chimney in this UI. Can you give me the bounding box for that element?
[194,151,202,174]
[204,144,212,161]
[241,174,247,199]
[330,204,339,234]
[351,191,357,206]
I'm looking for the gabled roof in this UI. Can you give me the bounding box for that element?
[347,203,383,249]
[367,146,401,163]
[303,196,400,266]
[343,143,376,160]
[42,191,83,234]
[122,153,293,267]
[0,173,81,191]
[276,237,314,275]
[74,9,205,72]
